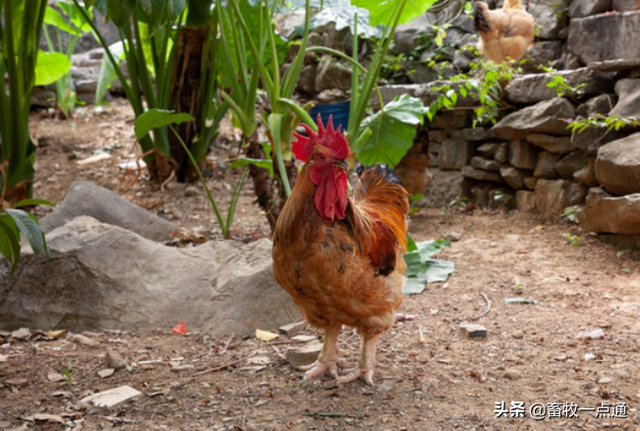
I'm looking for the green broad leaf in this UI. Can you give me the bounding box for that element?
[402,275,428,295]
[0,214,21,265]
[107,0,137,27]
[304,0,384,39]
[229,158,274,176]
[13,199,54,208]
[5,209,46,255]
[137,0,185,33]
[402,239,454,294]
[96,41,125,105]
[44,6,82,36]
[406,234,417,252]
[135,109,194,140]
[353,94,428,167]
[35,51,72,86]
[352,0,438,27]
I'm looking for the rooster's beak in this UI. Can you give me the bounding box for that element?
[333,159,349,171]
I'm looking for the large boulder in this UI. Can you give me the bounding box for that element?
[595,132,640,196]
[493,98,576,140]
[41,181,176,242]
[609,78,640,118]
[529,0,567,39]
[568,11,640,64]
[578,188,640,234]
[0,217,300,335]
[506,69,616,104]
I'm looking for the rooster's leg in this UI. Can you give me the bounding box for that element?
[300,325,346,380]
[337,333,379,386]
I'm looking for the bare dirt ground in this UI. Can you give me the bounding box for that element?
[1,102,640,430]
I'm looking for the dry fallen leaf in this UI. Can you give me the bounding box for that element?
[172,321,188,335]
[255,329,279,342]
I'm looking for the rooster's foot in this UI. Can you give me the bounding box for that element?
[301,357,348,380]
[337,368,375,386]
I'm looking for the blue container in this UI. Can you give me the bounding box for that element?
[309,100,350,133]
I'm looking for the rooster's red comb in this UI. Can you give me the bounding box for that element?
[292,114,349,162]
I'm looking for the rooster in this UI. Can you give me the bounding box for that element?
[474,0,535,63]
[272,116,409,385]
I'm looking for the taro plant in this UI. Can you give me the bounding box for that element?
[42,1,92,118]
[0,194,53,273]
[0,0,71,203]
[74,0,229,184]
[135,109,247,239]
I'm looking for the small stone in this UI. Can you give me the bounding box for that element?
[512,330,525,339]
[504,370,521,380]
[22,413,64,423]
[47,372,65,382]
[184,186,200,197]
[583,353,596,361]
[71,333,97,346]
[98,368,115,378]
[554,354,567,362]
[286,340,322,369]
[279,321,306,336]
[579,328,604,340]
[170,364,194,372]
[11,327,31,340]
[0,354,6,362]
[443,231,462,242]
[79,385,142,408]
[291,335,317,343]
[598,377,612,384]
[105,349,128,370]
[459,322,487,339]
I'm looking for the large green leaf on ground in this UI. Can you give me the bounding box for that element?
[352,0,438,26]
[35,51,72,86]
[134,108,194,140]
[403,239,454,295]
[353,94,428,168]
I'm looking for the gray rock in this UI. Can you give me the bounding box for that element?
[579,190,640,233]
[568,0,612,18]
[534,152,561,179]
[495,143,509,163]
[471,156,501,171]
[571,126,629,155]
[41,181,176,242]
[516,190,537,212]
[298,63,317,94]
[471,183,493,207]
[430,111,473,130]
[0,217,300,335]
[595,132,640,195]
[462,165,504,183]
[510,140,540,170]
[394,14,432,53]
[609,79,640,118]
[493,98,576,140]
[576,94,617,118]
[520,41,564,74]
[506,68,615,104]
[588,58,640,72]
[568,12,640,64]
[555,151,588,179]
[529,0,567,39]
[612,0,639,11]
[286,341,322,369]
[524,176,538,190]
[315,55,352,93]
[420,168,466,208]
[450,127,493,141]
[526,133,574,154]
[459,322,487,339]
[370,84,421,110]
[477,142,500,158]
[535,179,584,221]
[437,139,473,170]
[501,166,528,190]
[30,87,56,108]
[574,157,598,187]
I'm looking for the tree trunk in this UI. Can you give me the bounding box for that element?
[168,26,209,182]
[245,132,280,232]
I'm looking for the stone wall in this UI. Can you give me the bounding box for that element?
[381,7,640,246]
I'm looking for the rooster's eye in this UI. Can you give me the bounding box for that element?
[316,154,325,162]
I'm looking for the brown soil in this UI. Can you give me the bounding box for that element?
[1,102,640,430]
